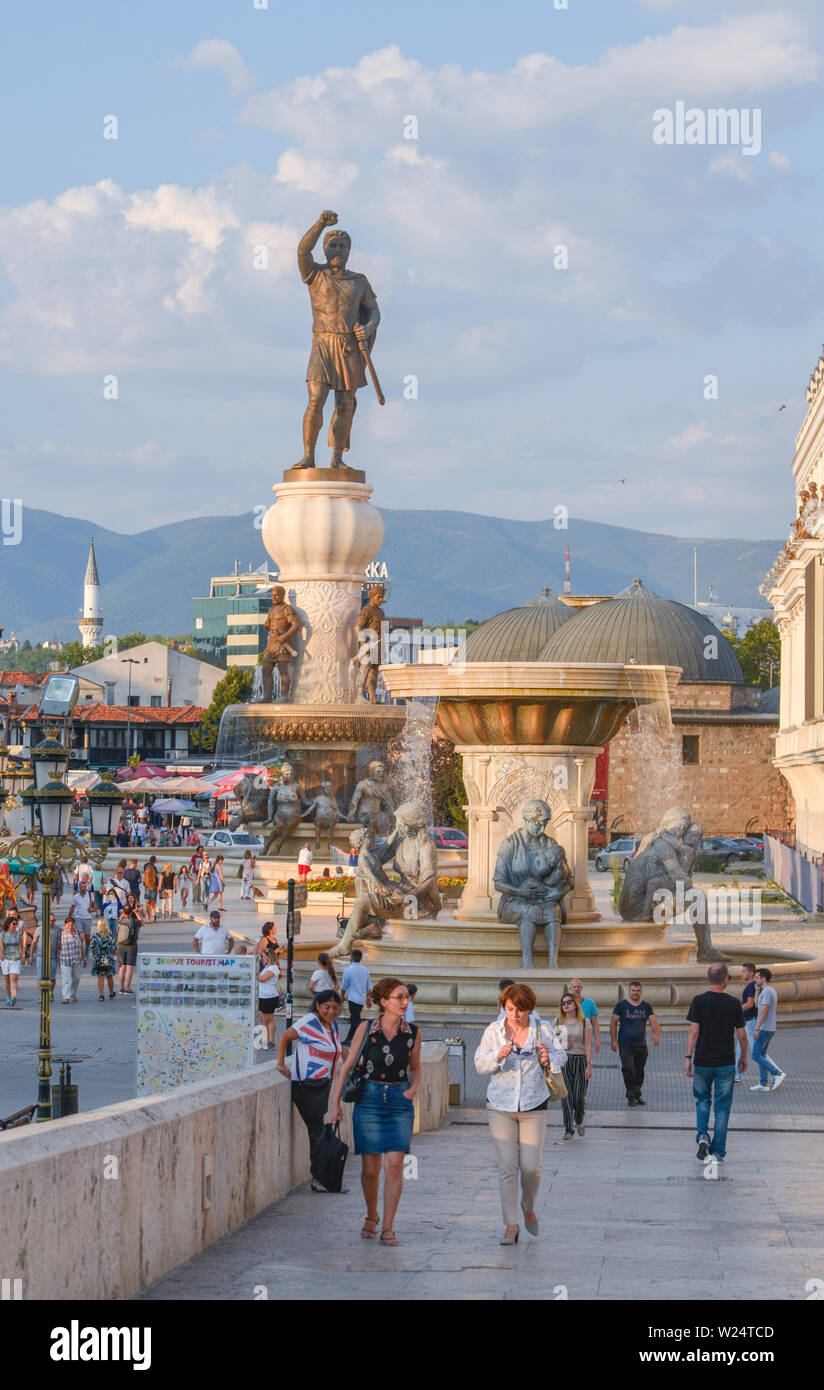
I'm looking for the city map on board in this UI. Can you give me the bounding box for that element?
[137,955,257,1095]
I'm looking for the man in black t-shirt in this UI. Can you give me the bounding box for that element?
[610,982,660,1106]
[685,963,748,1163]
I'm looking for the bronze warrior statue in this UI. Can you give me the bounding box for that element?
[295,210,381,470]
[261,585,300,703]
[354,583,387,703]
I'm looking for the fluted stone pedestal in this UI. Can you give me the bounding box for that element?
[261,467,383,706]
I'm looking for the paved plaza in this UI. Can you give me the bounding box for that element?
[138,1111,824,1302]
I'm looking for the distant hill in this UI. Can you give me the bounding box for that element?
[3,505,779,645]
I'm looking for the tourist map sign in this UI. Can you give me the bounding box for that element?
[137,954,257,1096]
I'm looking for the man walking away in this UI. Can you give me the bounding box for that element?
[340,947,372,1043]
[611,981,659,1106]
[685,964,747,1163]
[750,967,786,1092]
[124,858,142,902]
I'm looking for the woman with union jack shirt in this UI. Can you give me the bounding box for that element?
[277,990,346,1192]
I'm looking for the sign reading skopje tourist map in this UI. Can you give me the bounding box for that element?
[137,954,257,1095]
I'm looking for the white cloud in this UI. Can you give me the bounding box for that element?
[769,150,793,170]
[666,423,712,452]
[274,149,358,196]
[173,39,254,96]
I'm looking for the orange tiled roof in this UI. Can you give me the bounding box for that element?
[0,671,49,687]
[22,703,205,725]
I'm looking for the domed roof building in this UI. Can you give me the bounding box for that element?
[459,587,574,664]
[539,578,745,683]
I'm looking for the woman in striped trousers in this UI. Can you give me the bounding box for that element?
[557,993,593,1138]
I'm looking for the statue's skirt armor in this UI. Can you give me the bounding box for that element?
[306,331,367,392]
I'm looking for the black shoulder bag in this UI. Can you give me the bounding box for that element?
[341,1022,373,1104]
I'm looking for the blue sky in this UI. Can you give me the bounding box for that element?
[1,0,823,543]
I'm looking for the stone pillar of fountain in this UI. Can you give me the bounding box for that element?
[456,744,599,921]
[260,471,383,705]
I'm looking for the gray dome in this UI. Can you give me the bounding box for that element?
[538,578,745,682]
[460,587,574,663]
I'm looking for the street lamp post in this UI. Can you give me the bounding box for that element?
[8,739,123,1121]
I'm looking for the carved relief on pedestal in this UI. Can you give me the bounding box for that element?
[290,579,360,706]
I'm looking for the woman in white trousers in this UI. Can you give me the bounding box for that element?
[475,981,567,1245]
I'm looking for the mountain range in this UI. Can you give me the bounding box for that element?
[2,505,779,645]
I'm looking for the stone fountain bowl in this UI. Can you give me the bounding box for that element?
[379,662,682,745]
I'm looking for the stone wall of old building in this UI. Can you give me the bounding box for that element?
[606,711,794,837]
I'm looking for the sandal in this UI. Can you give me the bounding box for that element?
[361,1217,379,1240]
[380,1229,399,1246]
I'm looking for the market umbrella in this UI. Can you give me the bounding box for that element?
[150,798,191,814]
[161,776,209,795]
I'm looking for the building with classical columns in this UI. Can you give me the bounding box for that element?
[765,346,824,859]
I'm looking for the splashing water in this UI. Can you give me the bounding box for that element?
[249,667,265,703]
[619,667,683,834]
[390,697,437,820]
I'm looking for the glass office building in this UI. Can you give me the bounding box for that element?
[191,565,278,669]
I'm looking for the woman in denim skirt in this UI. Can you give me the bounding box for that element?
[331,976,421,1246]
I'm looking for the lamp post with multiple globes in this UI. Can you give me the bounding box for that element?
[1,735,123,1120]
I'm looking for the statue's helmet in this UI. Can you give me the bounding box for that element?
[522,799,552,824]
[394,799,428,831]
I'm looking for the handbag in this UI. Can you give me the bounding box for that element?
[533,1013,568,1102]
[311,1122,349,1193]
[341,1021,372,1104]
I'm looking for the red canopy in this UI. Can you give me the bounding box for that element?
[114,762,173,782]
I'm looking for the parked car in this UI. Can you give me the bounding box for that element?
[429,826,469,851]
[727,837,764,858]
[594,837,641,872]
[699,836,759,863]
[204,830,265,855]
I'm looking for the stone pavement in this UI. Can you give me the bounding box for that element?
[138,1111,824,1301]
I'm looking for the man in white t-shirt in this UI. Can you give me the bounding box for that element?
[192,910,234,955]
[297,845,313,879]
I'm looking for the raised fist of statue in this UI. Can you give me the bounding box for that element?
[320,209,338,226]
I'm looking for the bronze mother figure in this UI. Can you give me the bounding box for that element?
[494,800,573,969]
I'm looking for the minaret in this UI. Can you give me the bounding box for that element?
[78,537,103,648]
[564,545,571,594]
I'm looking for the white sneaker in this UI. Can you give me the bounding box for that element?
[749,1083,770,1091]
[770,1071,786,1091]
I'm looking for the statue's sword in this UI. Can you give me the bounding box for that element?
[358,337,386,406]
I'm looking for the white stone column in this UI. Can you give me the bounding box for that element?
[455,744,600,920]
[260,477,384,706]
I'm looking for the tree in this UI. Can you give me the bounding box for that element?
[722,619,781,691]
[429,737,467,829]
[194,668,253,751]
[60,639,104,668]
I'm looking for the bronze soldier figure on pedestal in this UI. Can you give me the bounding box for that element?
[294,210,381,469]
[261,585,300,703]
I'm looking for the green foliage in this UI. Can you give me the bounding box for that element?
[611,865,623,911]
[722,618,780,691]
[195,667,253,751]
[429,740,468,829]
[0,648,55,673]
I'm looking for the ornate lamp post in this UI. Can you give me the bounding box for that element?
[6,742,123,1121]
